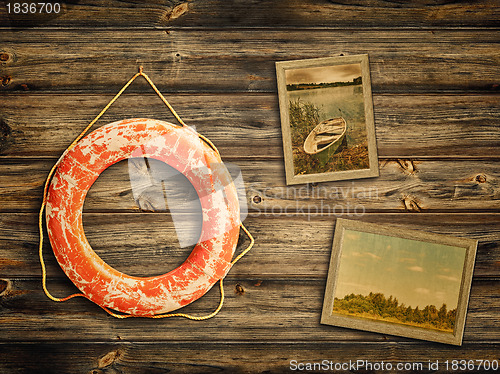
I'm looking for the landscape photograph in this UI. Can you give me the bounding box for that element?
[284,62,369,176]
[331,229,467,333]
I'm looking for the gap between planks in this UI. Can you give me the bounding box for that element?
[1,26,500,31]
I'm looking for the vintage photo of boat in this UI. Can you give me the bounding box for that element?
[276,55,379,184]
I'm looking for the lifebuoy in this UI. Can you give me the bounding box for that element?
[45,118,240,316]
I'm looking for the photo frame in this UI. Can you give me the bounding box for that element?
[321,218,478,345]
[276,55,379,185]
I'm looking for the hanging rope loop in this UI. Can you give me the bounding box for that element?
[38,68,254,320]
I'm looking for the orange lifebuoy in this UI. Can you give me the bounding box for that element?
[45,118,240,316]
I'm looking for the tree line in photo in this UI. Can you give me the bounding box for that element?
[286,76,362,91]
[333,292,456,332]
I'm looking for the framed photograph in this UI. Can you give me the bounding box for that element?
[276,55,379,185]
[321,218,478,345]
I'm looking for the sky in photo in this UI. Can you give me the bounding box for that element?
[285,63,362,85]
[334,229,467,309]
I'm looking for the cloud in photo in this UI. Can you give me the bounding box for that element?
[415,288,430,295]
[365,252,382,260]
[437,274,459,282]
[408,266,424,272]
[398,257,417,264]
[350,251,381,260]
[285,63,362,85]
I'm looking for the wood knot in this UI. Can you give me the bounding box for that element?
[0,118,12,152]
[247,74,266,81]
[253,195,262,204]
[397,159,416,174]
[402,196,422,212]
[0,118,12,134]
[475,174,487,183]
[162,2,189,22]
[98,350,121,369]
[0,279,11,297]
[1,76,11,87]
[235,283,245,295]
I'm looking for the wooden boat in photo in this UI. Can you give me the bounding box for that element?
[303,117,347,163]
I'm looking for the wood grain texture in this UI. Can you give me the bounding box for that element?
[0,30,499,94]
[0,0,499,370]
[1,342,500,374]
[1,0,499,29]
[1,94,499,158]
[0,277,497,343]
[0,158,498,212]
[1,213,499,278]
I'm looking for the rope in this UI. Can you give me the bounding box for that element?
[39,67,254,320]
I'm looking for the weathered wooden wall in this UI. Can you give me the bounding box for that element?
[0,1,499,373]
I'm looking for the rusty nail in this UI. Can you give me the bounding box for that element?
[0,53,9,62]
[253,195,262,204]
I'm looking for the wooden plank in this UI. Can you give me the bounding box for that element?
[1,0,499,29]
[1,94,499,158]
[148,0,500,29]
[1,213,498,278]
[0,277,497,342]
[1,341,500,374]
[0,30,499,93]
[0,159,498,212]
